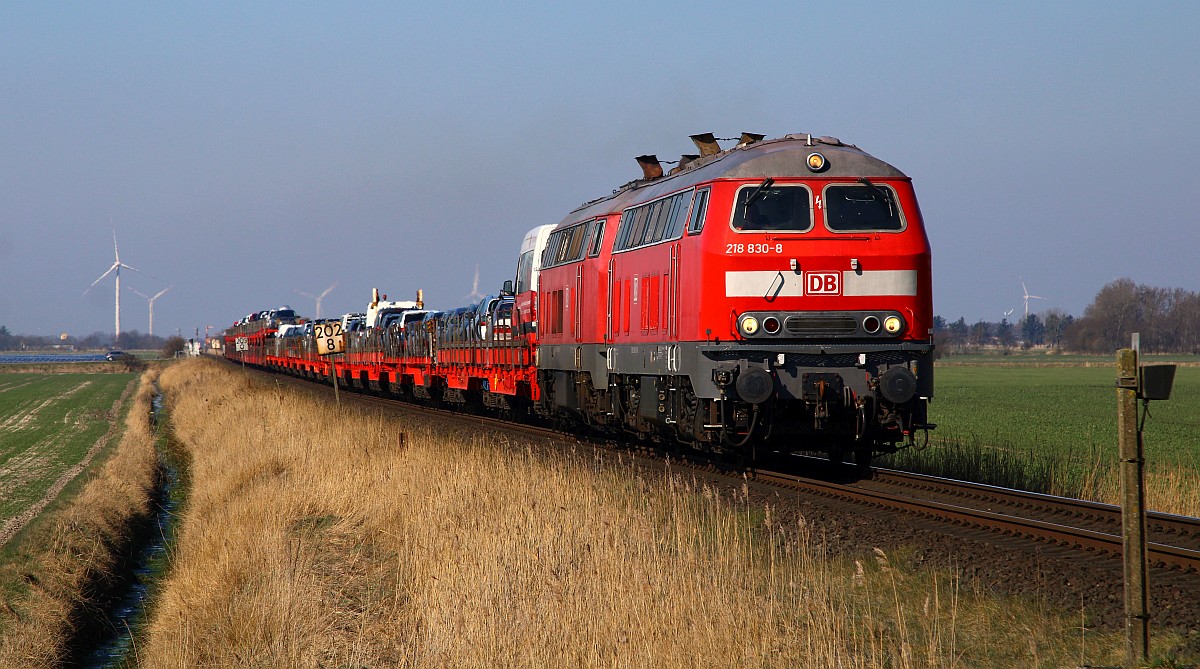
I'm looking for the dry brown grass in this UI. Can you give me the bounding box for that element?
[883,438,1200,520]
[140,358,1146,668]
[0,368,159,667]
[1080,464,1200,519]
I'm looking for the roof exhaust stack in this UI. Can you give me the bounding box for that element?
[690,132,721,156]
[668,154,701,175]
[636,154,663,180]
[737,132,765,147]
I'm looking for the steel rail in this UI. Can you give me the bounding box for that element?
[871,467,1200,545]
[752,468,1200,573]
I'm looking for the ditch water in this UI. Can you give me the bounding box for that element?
[76,391,181,669]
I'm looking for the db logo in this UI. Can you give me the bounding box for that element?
[805,272,840,295]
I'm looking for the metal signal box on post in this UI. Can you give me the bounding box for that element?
[1117,335,1177,667]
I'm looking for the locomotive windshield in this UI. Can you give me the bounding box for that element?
[731,185,812,232]
[824,183,905,232]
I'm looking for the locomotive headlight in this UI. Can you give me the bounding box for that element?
[739,315,760,336]
[806,152,829,172]
[884,316,904,335]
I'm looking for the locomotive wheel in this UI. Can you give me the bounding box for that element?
[855,399,874,442]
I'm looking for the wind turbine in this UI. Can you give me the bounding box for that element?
[1020,278,1044,320]
[466,265,485,301]
[296,282,337,319]
[1003,308,1014,318]
[129,285,172,337]
[84,230,150,342]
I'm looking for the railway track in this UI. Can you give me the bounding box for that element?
[254,363,1200,575]
[758,463,1200,574]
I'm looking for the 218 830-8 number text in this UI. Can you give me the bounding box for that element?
[726,243,783,254]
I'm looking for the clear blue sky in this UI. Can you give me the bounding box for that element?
[2,1,1196,339]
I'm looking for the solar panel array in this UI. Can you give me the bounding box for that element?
[0,353,111,364]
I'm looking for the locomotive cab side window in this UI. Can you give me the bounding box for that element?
[823,182,905,232]
[731,184,812,232]
[686,187,710,235]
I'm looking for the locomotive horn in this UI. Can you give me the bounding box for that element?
[636,155,663,180]
[689,133,721,156]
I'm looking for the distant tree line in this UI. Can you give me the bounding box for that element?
[1064,278,1200,353]
[936,279,1200,355]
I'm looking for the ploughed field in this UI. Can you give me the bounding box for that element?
[0,373,136,543]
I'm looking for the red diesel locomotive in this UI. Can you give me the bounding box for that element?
[534,132,933,463]
[224,132,934,465]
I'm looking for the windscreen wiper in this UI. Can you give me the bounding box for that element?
[857,177,894,216]
[743,178,775,208]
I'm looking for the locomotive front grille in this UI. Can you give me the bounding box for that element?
[784,316,858,335]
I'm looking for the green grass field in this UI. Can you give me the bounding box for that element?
[880,361,1200,511]
[0,373,135,524]
[936,351,1200,366]
[928,364,1199,465]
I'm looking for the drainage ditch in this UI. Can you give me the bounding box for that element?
[72,390,184,668]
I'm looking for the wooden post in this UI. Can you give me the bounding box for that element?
[1117,343,1148,665]
[330,357,340,407]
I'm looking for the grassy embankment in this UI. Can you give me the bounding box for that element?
[879,362,1200,517]
[0,369,159,666]
[134,357,1168,668]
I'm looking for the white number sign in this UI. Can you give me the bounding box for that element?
[235,337,249,352]
[314,321,346,355]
